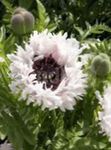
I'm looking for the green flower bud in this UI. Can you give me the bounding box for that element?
[91,53,110,77]
[11,7,35,35]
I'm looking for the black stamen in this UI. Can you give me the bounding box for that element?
[29,55,65,90]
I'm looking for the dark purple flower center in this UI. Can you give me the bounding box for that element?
[30,55,65,90]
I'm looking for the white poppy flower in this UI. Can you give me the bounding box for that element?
[96,85,111,140]
[8,30,87,111]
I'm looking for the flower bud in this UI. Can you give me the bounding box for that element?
[11,7,35,35]
[91,53,110,77]
[14,7,26,14]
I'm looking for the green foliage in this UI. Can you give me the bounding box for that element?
[75,23,111,41]
[18,0,33,9]
[35,0,57,32]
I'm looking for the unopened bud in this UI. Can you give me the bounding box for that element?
[14,7,26,14]
[91,53,110,77]
[11,7,35,35]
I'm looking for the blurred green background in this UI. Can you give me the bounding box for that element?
[0,0,111,37]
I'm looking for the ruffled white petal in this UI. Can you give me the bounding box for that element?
[8,30,87,111]
[0,57,4,62]
[96,85,111,141]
